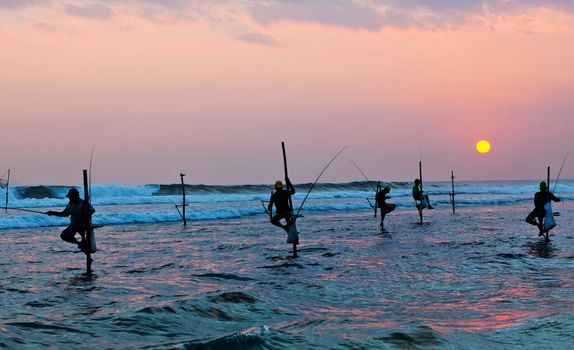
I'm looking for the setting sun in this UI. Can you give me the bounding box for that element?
[476,140,491,154]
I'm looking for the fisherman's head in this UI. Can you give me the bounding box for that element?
[539,181,548,191]
[275,180,283,190]
[383,186,391,193]
[65,188,80,202]
[414,179,420,185]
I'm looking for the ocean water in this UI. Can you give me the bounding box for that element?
[1,180,574,349]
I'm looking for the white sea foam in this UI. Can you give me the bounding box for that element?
[1,180,572,229]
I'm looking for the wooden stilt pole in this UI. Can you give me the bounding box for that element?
[451,170,455,214]
[419,161,423,224]
[83,170,92,275]
[282,142,297,258]
[374,181,380,218]
[4,169,10,213]
[545,166,551,241]
[180,173,187,226]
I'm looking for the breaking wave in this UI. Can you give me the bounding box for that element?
[1,180,572,229]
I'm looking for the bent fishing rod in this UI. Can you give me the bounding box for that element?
[553,149,570,193]
[549,150,570,217]
[295,146,347,218]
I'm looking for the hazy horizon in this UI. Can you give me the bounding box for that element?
[5,175,573,188]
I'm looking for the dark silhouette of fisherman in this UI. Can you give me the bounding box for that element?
[46,188,95,251]
[412,179,434,210]
[525,181,560,237]
[268,179,295,232]
[376,185,396,229]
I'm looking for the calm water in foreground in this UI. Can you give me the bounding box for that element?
[2,184,574,349]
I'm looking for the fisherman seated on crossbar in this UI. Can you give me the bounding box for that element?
[525,181,560,236]
[268,178,295,232]
[412,179,434,211]
[46,188,95,251]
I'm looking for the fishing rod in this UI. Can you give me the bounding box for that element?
[348,159,377,192]
[553,150,570,193]
[550,150,570,217]
[295,146,347,218]
[5,207,48,215]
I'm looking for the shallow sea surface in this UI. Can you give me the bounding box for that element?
[2,200,574,349]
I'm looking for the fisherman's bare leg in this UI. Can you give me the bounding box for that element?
[60,225,81,244]
[426,195,434,209]
[271,213,289,232]
[379,210,386,228]
[525,210,544,234]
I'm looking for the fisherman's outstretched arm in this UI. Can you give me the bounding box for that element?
[46,211,68,217]
[46,205,73,217]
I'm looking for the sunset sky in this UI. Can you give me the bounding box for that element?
[1,0,573,185]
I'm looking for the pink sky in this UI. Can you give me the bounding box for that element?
[1,1,573,185]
